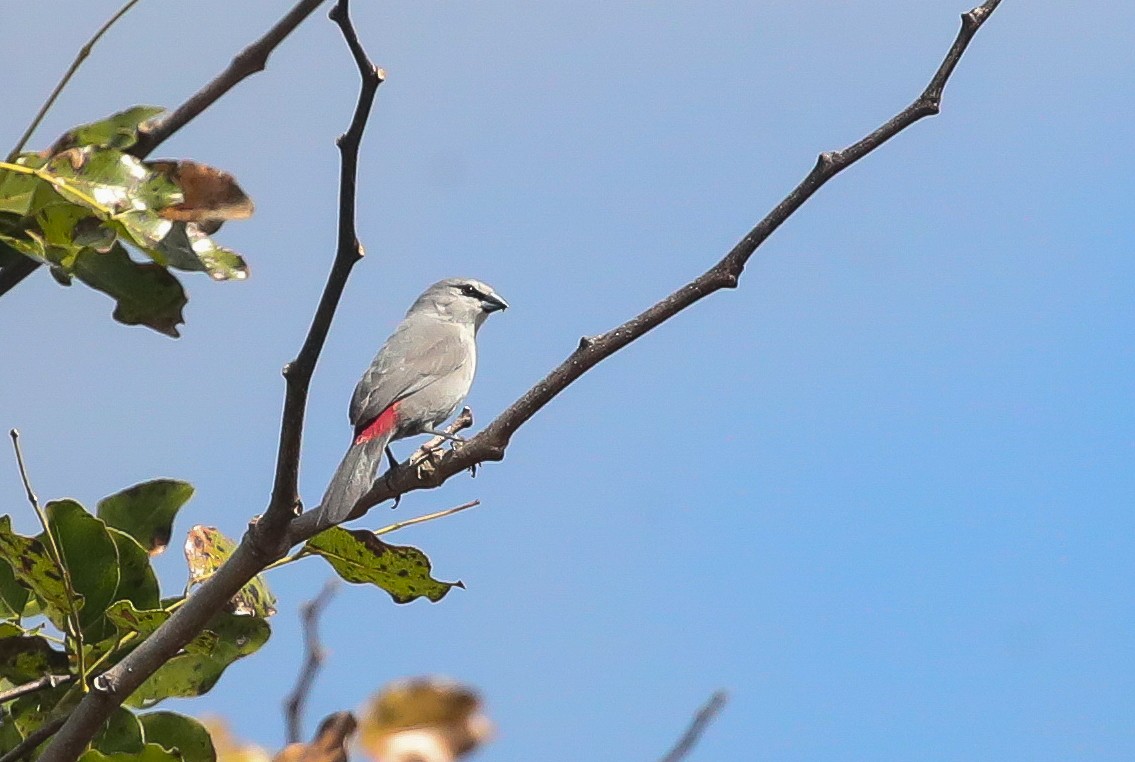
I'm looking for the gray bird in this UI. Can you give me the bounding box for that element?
[319,277,508,523]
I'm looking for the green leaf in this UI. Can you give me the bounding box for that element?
[80,742,182,762]
[0,622,24,638]
[0,515,72,630]
[45,147,179,216]
[107,529,161,611]
[198,612,270,661]
[54,106,166,151]
[0,635,69,683]
[139,712,216,762]
[304,527,463,604]
[92,706,145,755]
[45,500,119,639]
[124,655,226,709]
[0,556,30,620]
[0,163,43,216]
[98,479,194,556]
[185,527,276,617]
[70,244,187,338]
[105,601,215,656]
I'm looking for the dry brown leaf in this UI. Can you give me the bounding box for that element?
[358,678,492,762]
[151,160,254,224]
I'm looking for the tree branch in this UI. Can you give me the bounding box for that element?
[284,579,340,744]
[0,675,72,705]
[34,3,381,760]
[659,691,728,762]
[0,0,330,298]
[287,0,1004,539]
[0,717,66,762]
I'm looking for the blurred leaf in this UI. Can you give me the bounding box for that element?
[92,706,145,755]
[185,527,276,617]
[71,244,187,337]
[274,713,355,762]
[80,742,182,762]
[358,679,491,762]
[52,106,165,152]
[0,635,69,683]
[139,711,216,762]
[304,528,462,604]
[150,160,254,225]
[0,515,72,630]
[45,499,119,639]
[0,556,30,619]
[0,622,24,638]
[98,479,195,556]
[200,719,271,762]
[107,529,161,610]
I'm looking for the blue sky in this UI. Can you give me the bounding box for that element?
[2,1,1133,759]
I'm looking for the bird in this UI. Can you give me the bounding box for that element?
[318,277,508,523]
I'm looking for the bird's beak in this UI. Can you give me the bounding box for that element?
[483,291,509,312]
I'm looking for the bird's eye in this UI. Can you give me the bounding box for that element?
[460,284,478,297]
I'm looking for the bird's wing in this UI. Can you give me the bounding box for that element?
[349,320,470,429]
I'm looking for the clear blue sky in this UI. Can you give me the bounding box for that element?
[3,1,1133,759]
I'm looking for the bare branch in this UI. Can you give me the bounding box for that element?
[0,716,66,762]
[260,0,384,543]
[35,3,381,759]
[658,691,728,762]
[0,675,72,705]
[0,0,330,298]
[285,579,340,744]
[288,0,1005,542]
[130,0,329,157]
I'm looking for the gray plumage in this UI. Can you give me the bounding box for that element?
[319,278,507,523]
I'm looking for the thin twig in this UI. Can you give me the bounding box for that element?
[659,691,729,762]
[8,429,86,681]
[284,578,340,744]
[0,675,73,705]
[374,500,479,536]
[287,0,1006,544]
[0,716,67,762]
[5,0,143,162]
[35,4,382,759]
[260,0,384,544]
[0,0,330,298]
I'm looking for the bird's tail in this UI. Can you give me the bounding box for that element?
[318,434,390,523]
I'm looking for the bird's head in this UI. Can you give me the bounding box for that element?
[412,277,508,329]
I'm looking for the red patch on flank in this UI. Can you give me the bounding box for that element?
[354,403,399,445]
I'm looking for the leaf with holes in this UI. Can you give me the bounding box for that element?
[304,527,463,604]
[184,526,276,617]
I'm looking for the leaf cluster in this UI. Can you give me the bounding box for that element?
[0,480,266,762]
[0,107,253,337]
[1,473,466,761]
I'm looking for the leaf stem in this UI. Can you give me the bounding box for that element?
[8,429,88,687]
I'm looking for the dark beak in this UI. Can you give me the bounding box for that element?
[483,291,509,312]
